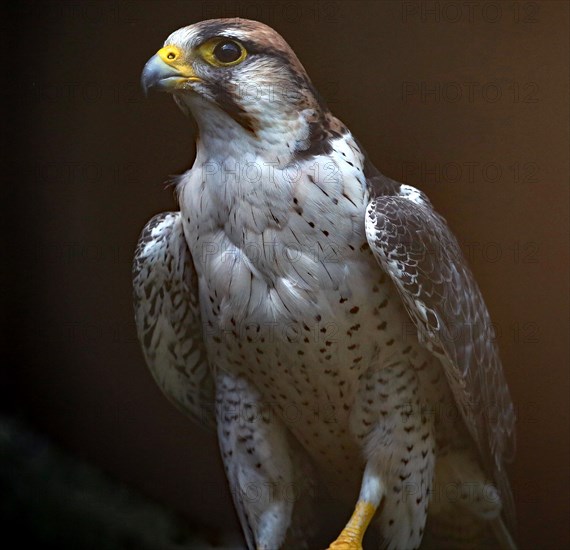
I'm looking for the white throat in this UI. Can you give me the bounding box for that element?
[175,92,316,165]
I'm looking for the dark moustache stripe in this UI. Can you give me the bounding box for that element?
[206,81,257,134]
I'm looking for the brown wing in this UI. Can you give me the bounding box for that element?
[365,190,516,524]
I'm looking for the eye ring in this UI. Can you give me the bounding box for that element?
[199,38,247,67]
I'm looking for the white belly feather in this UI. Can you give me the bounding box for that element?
[178,135,420,481]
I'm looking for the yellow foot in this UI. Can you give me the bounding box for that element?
[327,501,377,550]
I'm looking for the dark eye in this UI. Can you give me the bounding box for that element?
[213,40,242,64]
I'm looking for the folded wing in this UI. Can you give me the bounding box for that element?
[365,188,516,526]
[133,212,215,429]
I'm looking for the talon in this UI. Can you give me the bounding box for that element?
[327,501,377,550]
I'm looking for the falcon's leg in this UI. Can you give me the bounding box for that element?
[328,463,383,549]
[215,371,310,550]
[329,362,437,550]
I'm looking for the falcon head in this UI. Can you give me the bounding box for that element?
[142,18,336,159]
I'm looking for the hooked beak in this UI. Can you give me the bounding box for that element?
[141,46,201,96]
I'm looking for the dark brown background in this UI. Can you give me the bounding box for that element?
[3,1,569,548]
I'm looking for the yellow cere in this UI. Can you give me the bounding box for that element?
[156,46,200,82]
[157,45,183,64]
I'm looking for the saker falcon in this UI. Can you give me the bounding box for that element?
[135,18,517,550]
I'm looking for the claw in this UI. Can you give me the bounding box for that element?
[327,501,377,550]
